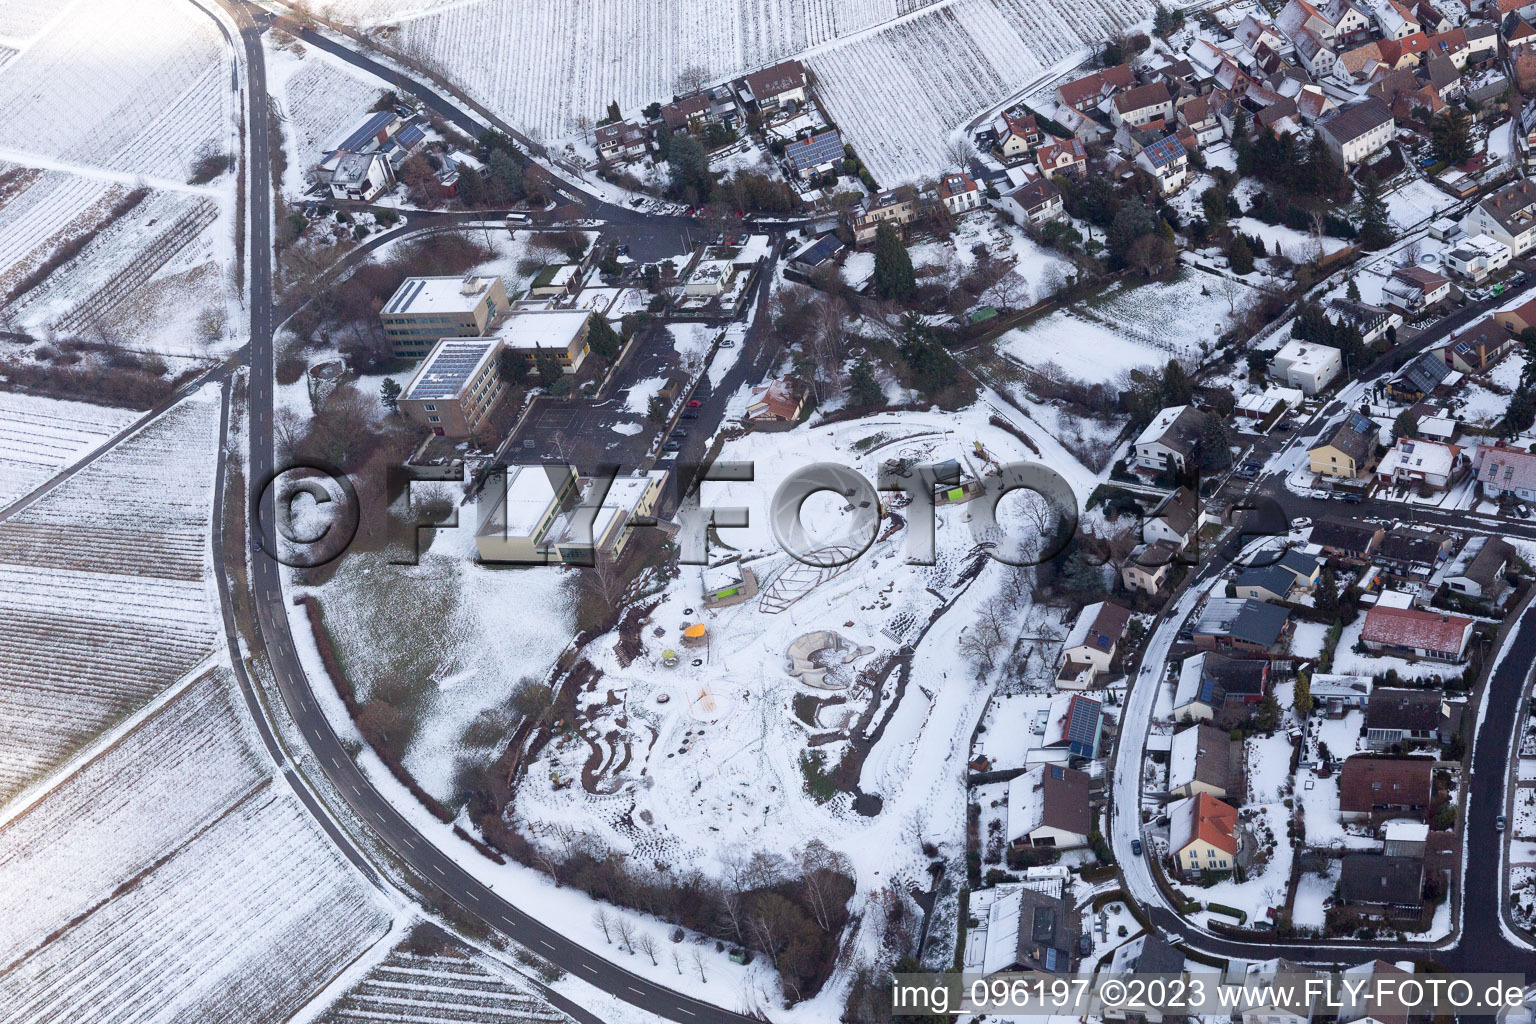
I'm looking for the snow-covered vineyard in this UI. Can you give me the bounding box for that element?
[0,386,221,805]
[317,945,566,1024]
[385,0,1152,182]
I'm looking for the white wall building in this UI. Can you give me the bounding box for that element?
[1270,338,1343,394]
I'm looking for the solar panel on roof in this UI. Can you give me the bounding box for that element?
[786,130,842,171]
[407,342,493,399]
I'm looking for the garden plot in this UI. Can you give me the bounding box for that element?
[0,783,391,1024]
[315,941,565,1024]
[1383,179,1457,232]
[0,390,138,511]
[0,386,221,805]
[0,669,265,968]
[0,0,231,183]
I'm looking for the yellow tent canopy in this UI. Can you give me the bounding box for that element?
[683,623,706,639]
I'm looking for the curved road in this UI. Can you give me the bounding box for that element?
[212,2,766,1021]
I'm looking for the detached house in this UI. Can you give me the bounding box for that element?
[1007,764,1093,849]
[1317,98,1395,165]
[994,109,1045,159]
[1366,686,1450,746]
[1443,234,1511,283]
[1036,137,1087,178]
[1057,600,1133,689]
[1492,294,1536,335]
[1312,517,1385,562]
[1271,338,1343,394]
[1174,651,1270,723]
[746,378,806,423]
[1000,177,1064,225]
[937,172,983,216]
[783,129,843,180]
[1382,266,1453,314]
[738,60,806,112]
[1376,526,1455,579]
[1168,793,1241,874]
[1310,411,1379,479]
[1376,437,1465,490]
[595,120,650,163]
[1340,855,1425,919]
[1169,723,1234,799]
[1136,134,1189,193]
[1461,178,1536,256]
[1339,757,1433,821]
[1144,486,1200,551]
[1191,597,1292,656]
[849,187,919,245]
[1123,540,1179,595]
[1056,64,1137,112]
[1474,442,1536,500]
[1442,535,1514,599]
[1362,606,1474,661]
[1040,693,1105,761]
[1133,405,1208,474]
[1441,319,1515,374]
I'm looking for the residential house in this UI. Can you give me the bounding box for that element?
[1317,98,1395,164]
[1388,350,1460,400]
[1376,0,1422,37]
[1465,20,1502,62]
[1312,674,1374,713]
[1057,600,1133,689]
[1104,937,1187,1022]
[787,233,846,275]
[1475,442,1536,500]
[1337,961,1417,1024]
[1256,96,1303,137]
[1235,562,1300,602]
[1442,320,1515,375]
[1169,723,1234,799]
[1113,82,1177,127]
[848,186,920,245]
[1007,764,1093,848]
[1191,597,1292,656]
[1362,606,1473,661]
[1000,177,1064,225]
[1001,888,1082,974]
[328,151,393,201]
[1376,437,1466,490]
[1279,0,1337,43]
[1339,854,1425,918]
[1040,693,1105,760]
[1328,299,1401,345]
[937,172,983,216]
[1271,338,1343,394]
[1145,486,1199,550]
[1136,134,1189,193]
[1294,28,1341,77]
[398,338,507,438]
[659,93,712,132]
[1442,233,1512,282]
[1295,83,1340,122]
[1056,64,1138,112]
[1168,792,1241,874]
[1036,137,1088,178]
[1133,405,1208,473]
[1311,516,1384,560]
[1382,265,1453,315]
[1376,527,1456,579]
[1365,686,1450,747]
[1492,294,1536,334]
[783,129,843,180]
[1461,178,1536,256]
[1234,384,1304,423]
[994,109,1045,160]
[738,60,806,112]
[1442,535,1514,599]
[746,378,806,423]
[1177,93,1224,144]
[1237,14,1286,52]
[1338,756,1433,821]
[1173,651,1270,723]
[1309,411,1378,478]
[1228,959,1322,1024]
[595,120,649,162]
[380,274,509,360]
[1123,540,1178,594]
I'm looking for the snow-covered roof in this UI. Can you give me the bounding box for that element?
[1378,437,1460,479]
[489,309,591,352]
[384,275,502,316]
[1361,605,1472,653]
[1382,819,1429,843]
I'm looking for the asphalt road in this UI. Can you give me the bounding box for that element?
[212,3,766,1021]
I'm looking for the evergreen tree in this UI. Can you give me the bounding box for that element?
[497,348,529,386]
[1346,276,1361,302]
[1200,186,1228,226]
[1228,235,1255,275]
[1293,671,1314,716]
[454,163,485,207]
[873,221,917,302]
[1357,175,1393,250]
[535,351,563,387]
[1431,106,1473,166]
[847,357,885,408]
[587,315,622,359]
[379,376,402,412]
[647,393,667,423]
[1314,565,1341,623]
[667,133,713,202]
[485,150,526,204]
[1108,199,1156,270]
[1199,414,1234,471]
[899,315,956,394]
[1161,359,1194,406]
[1393,409,1419,439]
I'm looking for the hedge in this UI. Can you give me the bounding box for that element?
[1207,902,1248,924]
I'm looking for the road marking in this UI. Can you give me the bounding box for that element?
[433,863,445,876]
[465,891,479,902]
[349,784,359,794]
[581,963,597,973]
[540,940,555,950]
[678,1010,695,1017]
[329,757,339,769]
[628,987,645,995]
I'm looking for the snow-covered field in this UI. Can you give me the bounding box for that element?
[0,667,393,1024]
[0,390,138,511]
[381,0,1151,183]
[0,386,222,804]
[0,0,230,182]
[268,38,392,199]
[314,942,565,1024]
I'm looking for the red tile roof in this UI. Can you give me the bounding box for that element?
[1361,605,1472,655]
[1174,792,1240,855]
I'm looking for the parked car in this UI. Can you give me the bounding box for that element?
[1517,503,1533,519]
[1131,839,1143,856]
[1290,516,1311,530]
[687,399,702,408]
[719,339,736,348]
[1497,814,1507,832]
[681,411,699,420]
[662,440,682,451]
[670,429,688,438]
[1336,492,1362,504]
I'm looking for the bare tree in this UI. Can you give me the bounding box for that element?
[636,933,659,966]
[945,133,977,169]
[797,840,852,932]
[592,907,613,943]
[675,63,711,97]
[1218,274,1246,316]
[671,947,684,975]
[581,551,628,608]
[614,918,635,953]
[690,947,707,982]
[957,598,1010,674]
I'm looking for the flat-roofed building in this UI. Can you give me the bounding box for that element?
[491,309,593,374]
[474,465,578,563]
[380,275,508,359]
[542,470,669,564]
[398,338,507,437]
